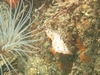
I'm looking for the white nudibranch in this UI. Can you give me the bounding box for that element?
[45,29,72,55]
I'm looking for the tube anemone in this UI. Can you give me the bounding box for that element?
[0,0,43,74]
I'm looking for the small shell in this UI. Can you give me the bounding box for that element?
[45,29,72,55]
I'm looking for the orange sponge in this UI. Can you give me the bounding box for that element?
[80,51,91,63]
[76,38,86,52]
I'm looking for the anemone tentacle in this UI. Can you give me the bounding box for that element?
[0,0,42,74]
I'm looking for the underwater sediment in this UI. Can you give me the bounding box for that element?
[0,0,100,75]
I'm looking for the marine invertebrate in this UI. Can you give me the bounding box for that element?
[0,0,42,74]
[79,51,91,63]
[76,38,86,52]
[76,38,91,63]
[6,0,18,9]
[45,29,72,55]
